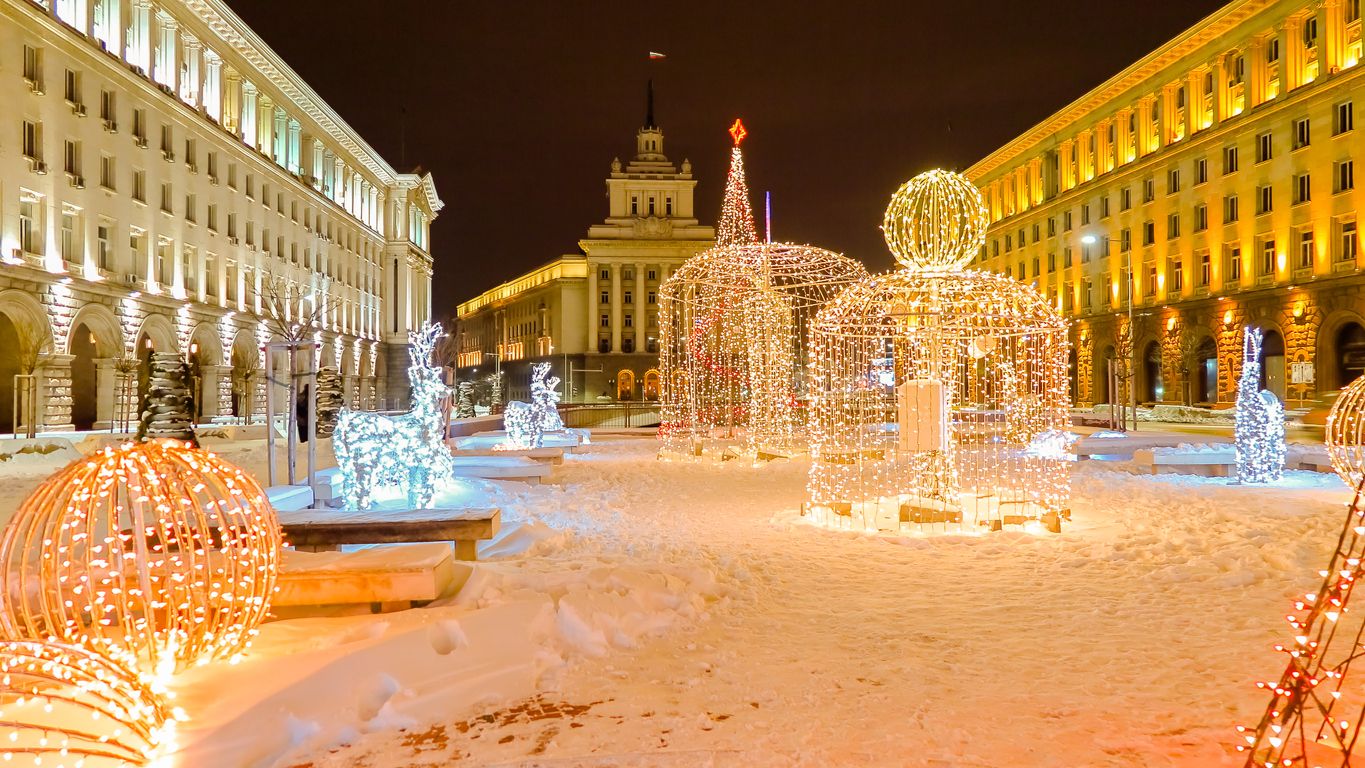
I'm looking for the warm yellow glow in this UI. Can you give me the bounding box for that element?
[0,639,175,766]
[1166,316,1177,332]
[1224,310,1235,325]
[1293,302,1306,319]
[0,439,282,674]
[806,170,1071,532]
[1327,377,1365,487]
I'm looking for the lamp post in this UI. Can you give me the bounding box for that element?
[1081,233,1137,432]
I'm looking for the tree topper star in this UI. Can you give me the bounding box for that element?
[729,118,747,146]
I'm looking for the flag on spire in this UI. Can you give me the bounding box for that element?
[716,119,759,246]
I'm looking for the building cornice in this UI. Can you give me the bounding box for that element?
[967,0,1278,182]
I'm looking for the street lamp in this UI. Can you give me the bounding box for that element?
[1080,233,1137,432]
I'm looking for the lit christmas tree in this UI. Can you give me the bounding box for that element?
[716,119,759,246]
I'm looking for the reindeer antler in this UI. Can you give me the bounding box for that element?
[408,322,445,370]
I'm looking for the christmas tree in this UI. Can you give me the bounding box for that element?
[716,119,759,246]
[455,381,475,418]
[315,367,343,438]
[136,353,198,445]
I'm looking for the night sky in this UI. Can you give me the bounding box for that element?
[225,0,1229,319]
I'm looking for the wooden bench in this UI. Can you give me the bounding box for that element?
[273,542,464,616]
[277,507,501,561]
[1132,447,1236,476]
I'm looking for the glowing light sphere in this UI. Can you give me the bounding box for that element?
[881,168,990,273]
[0,639,174,767]
[807,170,1071,532]
[0,439,282,674]
[1326,374,1365,488]
[658,242,869,456]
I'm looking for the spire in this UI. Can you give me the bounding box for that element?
[645,79,656,129]
[716,119,759,246]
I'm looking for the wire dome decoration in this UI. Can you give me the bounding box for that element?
[1326,375,1365,487]
[882,168,990,273]
[806,170,1072,532]
[0,639,174,767]
[0,439,282,675]
[658,242,869,456]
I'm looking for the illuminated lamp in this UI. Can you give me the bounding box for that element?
[0,439,282,675]
[0,639,174,767]
[1292,301,1306,321]
[1166,316,1177,332]
[1224,310,1235,326]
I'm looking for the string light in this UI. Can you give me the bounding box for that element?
[805,170,1071,532]
[501,362,561,450]
[0,439,281,676]
[333,323,454,509]
[1326,373,1365,488]
[1234,327,1286,484]
[716,119,758,247]
[0,639,176,767]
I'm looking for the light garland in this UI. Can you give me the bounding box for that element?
[0,639,176,767]
[805,169,1071,532]
[0,439,281,675]
[334,322,454,509]
[1234,327,1286,484]
[1326,373,1365,488]
[502,362,561,450]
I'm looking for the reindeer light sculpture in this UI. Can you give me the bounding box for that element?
[503,362,562,450]
[333,323,454,509]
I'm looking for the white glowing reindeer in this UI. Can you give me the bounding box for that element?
[1235,326,1286,484]
[333,323,454,509]
[503,362,562,449]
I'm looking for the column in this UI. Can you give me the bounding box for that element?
[200,364,229,418]
[610,263,622,353]
[1057,139,1074,190]
[634,262,647,351]
[375,191,386,236]
[153,13,176,89]
[1115,107,1133,164]
[241,81,257,148]
[1136,97,1155,156]
[180,34,200,106]
[39,353,75,431]
[129,0,151,72]
[1324,0,1345,74]
[94,357,116,429]
[311,139,323,187]
[587,262,599,354]
[203,49,222,122]
[256,95,273,154]
[287,119,301,173]
[1186,70,1202,135]
[1213,56,1230,122]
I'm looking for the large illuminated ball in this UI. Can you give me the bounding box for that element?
[0,439,282,674]
[882,169,990,272]
[0,639,173,766]
[1326,376,1365,488]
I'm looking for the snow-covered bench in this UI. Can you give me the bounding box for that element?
[450,455,552,483]
[277,507,500,562]
[1289,444,1334,473]
[311,468,345,507]
[265,484,315,511]
[1132,445,1237,476]
[448,442,565,464]
[273,542,464,617]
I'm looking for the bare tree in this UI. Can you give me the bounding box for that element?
[261,273,334,343]
[15,322,50,376]
[11,322,50,438]
[1176,329,1203,407]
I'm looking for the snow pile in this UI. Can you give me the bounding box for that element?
[1149,442,1236,455]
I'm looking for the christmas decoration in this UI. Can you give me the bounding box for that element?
[1235,477,1365,766]
[1235,327,1286,484]
[0,438,282,675]
[455,381,475,419]
[314,366,343,438]
[716,119,759,247]
[502,363,563,450]
[1326,373,1365,488]
[333,323,454,509]
[136,353,197,445]
[0,639,175,767]
[805,169,1071,532]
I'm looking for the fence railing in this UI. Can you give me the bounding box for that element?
[557,403,660,429]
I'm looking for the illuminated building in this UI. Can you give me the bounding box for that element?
[454,90,715,403]
[969,0,1365,405]
[0,0,442,432]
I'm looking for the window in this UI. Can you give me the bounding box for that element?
[160,183,173,214]
[647,269,657,280]
[1119,229,1132,253]
[1224,195,1239,223]
[1004,235,1013,254]
[1102,276,1113,306]
[1063,211,1073,231]
[227,212,237,238]
[227,164,237,189]
[600,269,609,281]
[1047,252,1056,271]
[1195,158,1207,185]
[207,204,218,232]
[1081,205,1091,225]
[1168,168,1181,194]
[1146,266,1157,296]
[1305,17,1318,47]
[1294,173,1311,204]
[1168,213,1181,239]
[600,290,609,304]
[1064,246,1073,267]
[1047,217,1056,236]
[1170,259,1184,292]
[1350,0,1361,23]
[624,290,633,304]
[624,269,634,280]
[23,46,42,90]
[99,89,115,122]
[1338,102,1355,135]
[665,198,673,216]
[132,170,146,203]
[1200,251,1211,286]
[1032,256,1040,277]
[1224,145,1239,174]
[96,223,111,270]
[600,314,609,328]
[1032,223,1041,243]
[630,197,638,215]
[1194,204,1207,232]
[1120,187,1132,210]
[1338,160,1355,193]
[60,209,78,264]
[1100,196,1110,218]
[63,140,80,177]
[22,121,40,160]
[1294,118,1311,150]
[1258,184,1273,214]
[132,109,146,143]
[1227,246,1242,282]
[99,155,115,190]
[205,254,217,297]
[1258,132,1273,163]
[1261,239,1276,275]
[1142,221,1155,246]
[182,247,196,293]
[648,291,657,304]
[160,124,173,158]
[207,152,218,182]
[1299,230,1315,270]
[1083,278,1093,309]
[1143,177,1155,202]
[185,194,196,224]
[63,69,81,107]
[1343,220,1359,262]
[624,314,633,328]
[19,199,38,255]
[1268,38,1281,63]
[246,174,255,199]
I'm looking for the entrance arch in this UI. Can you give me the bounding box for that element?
[1338,322,1365,389]
[1093,344,1115,404]
[616,369,635,401]
[1260,329,1286,399]
[0,314,19,432]
[70,324,98,430]
[642,369,661,400]
[1141,340,1163,403]
[1196,336,1218,404]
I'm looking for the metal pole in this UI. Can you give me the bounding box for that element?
[307,344,316,495]
[264,347,275,488]
[1128,257,1137,432]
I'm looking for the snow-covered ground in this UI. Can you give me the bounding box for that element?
[0,435,1353,767]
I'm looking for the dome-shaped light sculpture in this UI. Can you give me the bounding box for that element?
[0,639,174,766]
[806,170,1072,532]
[0,439,282,674]
[1326,375,1365,488]
[659,242,868,456]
